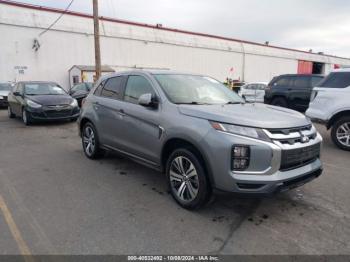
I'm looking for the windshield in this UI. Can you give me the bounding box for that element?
[86,82,93,90]
[0,83,11,91]
[154,74,244,104]
[24,83,66,95]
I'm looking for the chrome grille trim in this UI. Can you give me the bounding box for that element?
[263,125,318,147]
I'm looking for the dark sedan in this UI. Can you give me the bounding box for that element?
[8,81,80,125]
[69,82,93,107]
[0,82,12,107]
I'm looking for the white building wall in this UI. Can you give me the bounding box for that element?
[244,54,298,82]
[1,3,350,90]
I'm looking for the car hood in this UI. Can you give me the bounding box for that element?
[178,103,310,129]
[0,90,10,97]
[25,94,74,106]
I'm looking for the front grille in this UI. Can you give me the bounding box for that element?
[45,109,72,118]
[280,143,320,171]
[264,125,317,146]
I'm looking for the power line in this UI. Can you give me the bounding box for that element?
[39,0,75,37]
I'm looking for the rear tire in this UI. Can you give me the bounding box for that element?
[166,148,211,210]
[271,97,288,108]
[82,122,105,159]
[8,106,15,118]
[331,116,350,151]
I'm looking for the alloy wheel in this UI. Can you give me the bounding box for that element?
[83,126,96,156]
[169,156,199,202]
[336,122,350,147]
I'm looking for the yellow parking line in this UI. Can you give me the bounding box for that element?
[0,195,34,262]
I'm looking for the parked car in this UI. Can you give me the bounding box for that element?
[0,82,13,107]
[306,69,350,151]
[78,70,323,209]
[8,81,80,125]
[70,82,93,107]
[264,74,324,112]
[238,82,268,103]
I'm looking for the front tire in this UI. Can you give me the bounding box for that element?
[82,122,105,159]
[8,106,15,118]
[331,116,350,151]
[22,108,32,125]
[166,148,211,210]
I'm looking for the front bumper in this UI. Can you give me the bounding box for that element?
[26,106,80,121]
[201,127,323,195]
[306,107,328,125]
[0,98,8,107]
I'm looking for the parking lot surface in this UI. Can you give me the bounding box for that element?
[0,110,349,255]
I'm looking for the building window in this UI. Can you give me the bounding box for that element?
[73,75,79,85]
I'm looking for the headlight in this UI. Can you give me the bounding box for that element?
[210,121,271,142]
[0,96,3,100]
[26,99,42,109]
[70,99,78,107]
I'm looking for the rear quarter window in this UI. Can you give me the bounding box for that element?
[319,72,350,88]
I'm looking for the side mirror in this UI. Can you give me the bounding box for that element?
[138,93,158,108]
[13,91,21,96]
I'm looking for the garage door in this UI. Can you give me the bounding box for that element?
[298,60,313,74]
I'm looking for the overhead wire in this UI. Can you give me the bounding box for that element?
[39,0,75,37]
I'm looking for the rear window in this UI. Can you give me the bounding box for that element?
[319,72,350,88]
[101,77,124,99]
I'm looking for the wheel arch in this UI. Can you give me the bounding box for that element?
[327,110,350,129]
[161,137,215,187]
[79,117,95,136]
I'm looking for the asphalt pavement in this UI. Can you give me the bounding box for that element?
[0,110,349,255]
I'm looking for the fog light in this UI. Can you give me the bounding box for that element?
[232,146,250,171]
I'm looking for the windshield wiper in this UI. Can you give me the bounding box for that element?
[225,101,244,105]
[176,101,211,105]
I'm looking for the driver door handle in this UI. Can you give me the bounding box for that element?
[119,109,126,116]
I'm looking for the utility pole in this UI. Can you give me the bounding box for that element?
[93,0,101,80]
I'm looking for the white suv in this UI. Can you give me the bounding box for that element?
[306,68,350,151]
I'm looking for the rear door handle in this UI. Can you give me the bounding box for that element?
[93,101,100,110]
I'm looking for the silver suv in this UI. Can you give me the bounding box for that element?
[78,70,323,209]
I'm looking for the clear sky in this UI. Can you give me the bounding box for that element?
[13,0,350,58]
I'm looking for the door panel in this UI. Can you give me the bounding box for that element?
[288,76,311,110]
[118,75,162,163]
[93,76,126,147]
[119,102,161,163]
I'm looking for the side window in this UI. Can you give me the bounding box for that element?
[124,75,155,104]
[274,77,291,86]
[294,77,310,88]
[100,77,124,99]
[319,72,350,88]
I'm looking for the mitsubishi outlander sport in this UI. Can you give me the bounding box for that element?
[78,70,323,209]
